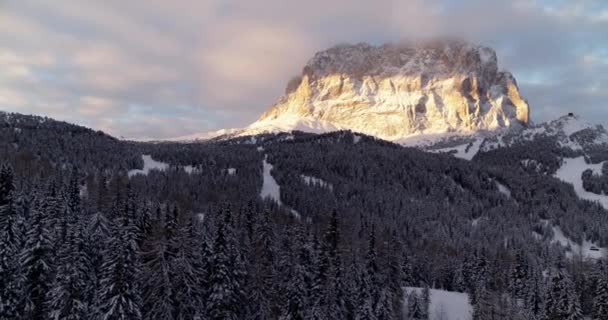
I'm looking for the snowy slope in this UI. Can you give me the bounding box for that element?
[404,287,472,320]
[554,157,608,209]
[550,225,607,260]
[479,114,608,153]
[128,155,169,177]
[260,157,300,218]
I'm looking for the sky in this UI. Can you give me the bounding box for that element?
[0,0,607,139]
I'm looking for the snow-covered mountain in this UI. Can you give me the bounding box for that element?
[174,39,530,143]
[428,113,608,160]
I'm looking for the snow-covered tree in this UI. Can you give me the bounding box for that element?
[0,164,21,319]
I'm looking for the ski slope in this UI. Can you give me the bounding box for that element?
[554,157,608,209]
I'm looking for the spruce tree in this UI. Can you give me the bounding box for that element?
[20,198,55,320]
[407,291,423,320]
[510,250,529,301]
[46,219,94,320]
[0,164,21,319]
[97,205,143,320]
[206,207,245,320]
[593,261,608,320]
[544,267,583,320]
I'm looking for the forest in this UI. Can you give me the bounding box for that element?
[1,111,608,319]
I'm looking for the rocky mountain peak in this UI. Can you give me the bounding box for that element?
[251,40,530,141]
[174,40,531,143]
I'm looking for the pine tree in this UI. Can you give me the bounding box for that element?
[544,267,583,320]
[97,203,143,320]
[472,282,493,320]
[420,286,431,320]
[355,226,379,320]
[0,164,21,319]
[374,288,393,320]
[407,291,423,320]
[46,219,94,320]
[20,198,55,320]
[280,227,311,320]
[510,250,529,302]
[593,261,608,320]
[171,217,206,320]
[249,211,275,320]
[385,230,405,319]
[206,207,245,320]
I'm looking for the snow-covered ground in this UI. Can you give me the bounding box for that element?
[128,155,169,177]
[404,287,472,320]
[551,226,606,260]
[495,181,511,198]
[301,175,333,191]
[260,157,300,218]
[431,138,482,161]
[554,157,608,209]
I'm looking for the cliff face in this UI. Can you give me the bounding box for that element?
[250,40,529,141]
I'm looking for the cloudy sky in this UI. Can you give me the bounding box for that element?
[1,0,606,139]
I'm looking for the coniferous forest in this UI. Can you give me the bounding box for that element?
[2,112,608,320]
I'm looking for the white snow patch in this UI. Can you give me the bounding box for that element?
[404,287,472,320]
[471,217,484,227]
[560,116,593,136]
[128,155,169,177]
[184,165,197,174]
[353,134,362,144]
[554,157,608,209]
[551,226,606,260]
[495,181,511,198]
[257,146,264,152]
[301,175,333,191]
[261,157,300,218]
[79,184,88,198]
[432,138,482,161]
[226,168,237,175]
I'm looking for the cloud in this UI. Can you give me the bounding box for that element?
[0,0,606,138]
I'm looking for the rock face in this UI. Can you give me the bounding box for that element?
[248,40,530,141]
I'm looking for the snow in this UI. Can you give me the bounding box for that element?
[184,165,196,174]
[432,138,482,161]
[227,168,237,175]
[495,181,511,198]
[247,114,344,136]
[404,287,472,320]
[260,157,300,218]
[554,157,608,209]
[167,127,242,142]
[79,184,88,198]
[128,155,169,177]
[261,158,281,203]
[353,134,362,144]
[471,217,482,227]
[551,226,607,260]
[301,175,333,191]
[560,115,593,136]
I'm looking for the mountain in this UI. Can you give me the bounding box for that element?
[430,113,608,163]
[177,39,530,143]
